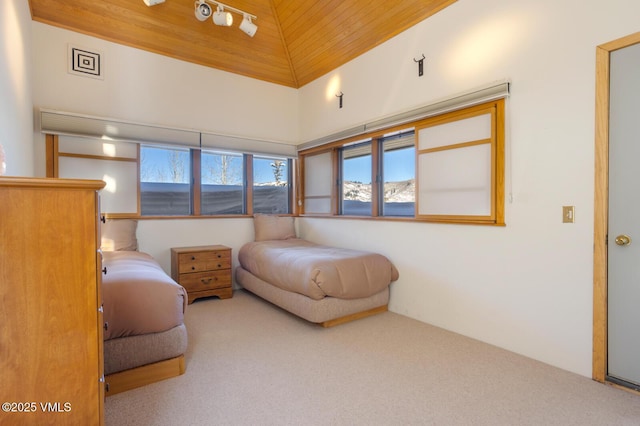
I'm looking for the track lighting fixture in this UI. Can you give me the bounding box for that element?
[193,0,257,37]
[194,0,212,21]
[213,6,233,26]
[239,15,257,37]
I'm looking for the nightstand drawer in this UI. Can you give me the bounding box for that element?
[179,270,231,292]
[177,251,231,273]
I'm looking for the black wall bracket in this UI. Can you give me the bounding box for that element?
[414,54,426,76]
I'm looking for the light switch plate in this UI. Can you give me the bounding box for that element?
[563,206,575,223]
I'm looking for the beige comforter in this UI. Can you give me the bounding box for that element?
[238,239,399,300]
[102,251,187,340]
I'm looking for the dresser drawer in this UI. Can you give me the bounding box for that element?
[179,270,231,292]
[177,250,231,274]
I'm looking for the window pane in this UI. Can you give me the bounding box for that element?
[140,146,191,215]
[60,156,138,214]
[418,143,492,216]
[304,152,332,214]
[253,157,290,214]
[201,151,244,215]
[342,142,372,216]
[418,113,492,150]
[58,136,138,214]
[383,135,415,217]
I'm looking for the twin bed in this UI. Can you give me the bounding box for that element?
[236,214,399,327]
[100,220,188,395]
[101,214,398,394]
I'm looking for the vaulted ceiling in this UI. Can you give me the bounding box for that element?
[29,0,456,88]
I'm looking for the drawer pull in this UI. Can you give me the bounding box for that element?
[217,264,222,268]
[217,254,222,258]
[191,256,196,260]
[191,266,196,270]
[201,278,213,285]
[102,267,107,275]
[104,322,109,331]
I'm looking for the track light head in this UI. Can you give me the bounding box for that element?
[194,0,212,21]
[213,6,233,26]
[193,1,257,38]
[239,15,257,37]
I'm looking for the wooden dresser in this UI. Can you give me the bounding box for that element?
[0,177,106,425]
[171,245,233,304]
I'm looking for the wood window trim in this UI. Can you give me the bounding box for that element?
[47,133,141,216]
[191,149,202,216]
[298,99,505,226]
[415,101,504,225]
[371,138,381,217]
[45,134,59,177]
[47,135,295,219]
[298,148,338,216]
[245,154,254,216]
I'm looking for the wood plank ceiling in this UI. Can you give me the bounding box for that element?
[29,0,457,88]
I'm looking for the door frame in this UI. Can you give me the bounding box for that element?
[593,31,640,383]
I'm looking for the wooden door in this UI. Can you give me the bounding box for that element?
[593,32,640,387]
[607,41,640,389]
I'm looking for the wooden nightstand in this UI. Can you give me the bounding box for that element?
[170,245,233,304]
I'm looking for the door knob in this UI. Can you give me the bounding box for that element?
[615,234,631,246]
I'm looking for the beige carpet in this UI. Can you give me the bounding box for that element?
[105,290,640,425]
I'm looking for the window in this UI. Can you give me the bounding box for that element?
[140,146,191,216]
[303,151,333,215]
[253,156,291,214]
[298,99,505,225]
[54,135,138,214]
[340,141,372,216]
[138,146,293,217]
[43,110,297,218]
[381,132,415,217]
[415,102,503,223]
[336,133,415,217]
[201,150,244,215]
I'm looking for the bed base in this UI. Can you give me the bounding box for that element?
[320,305,388,327]
[236,266,389,327]
[105,355,185,396]
[103,324,188,396]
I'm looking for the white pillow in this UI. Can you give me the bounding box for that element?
[101,219,138,251]
[253,214,296,241]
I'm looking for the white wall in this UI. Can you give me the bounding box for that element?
[24,0,640,378]
[136,218,254,280]
[298,0,640,377]
[31,22,300,175]
[0,0,33,176]
[30,22,300,271]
